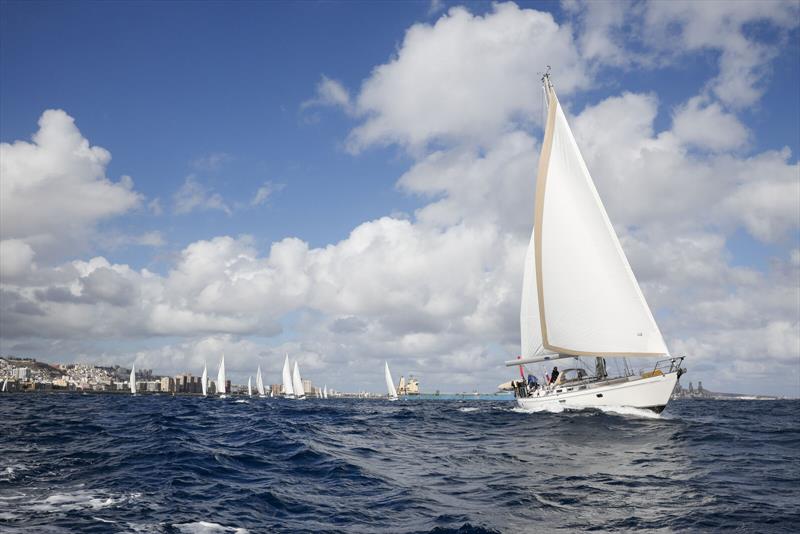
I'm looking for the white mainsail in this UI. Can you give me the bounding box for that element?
[323,385,328,399]
[256,365,265,396]
[217,354,226,396]
[248,376,252,397]
[525,82,668,358]
[292,361,305,399]
[201,362,208,396]
[385,361,398,400]
[129,364,136,395]
[282,354,294,398]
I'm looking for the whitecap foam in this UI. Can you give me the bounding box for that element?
[511,403,566,414]
[235,399,248,404]
[458,407,479,413]
[511,402,661,419]
[173,521,249,534]
[26,490,140,513]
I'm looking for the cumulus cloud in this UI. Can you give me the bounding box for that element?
[672,96,749,152]
[2,2,798,396]
[173,175,232,215]
[347,2,587,152]
[0,109,141,261]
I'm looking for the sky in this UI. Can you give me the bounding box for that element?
[1,0,799,396]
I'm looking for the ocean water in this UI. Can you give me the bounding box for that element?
[1,394,798,533]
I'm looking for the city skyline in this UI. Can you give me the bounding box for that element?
[1,1,799,396]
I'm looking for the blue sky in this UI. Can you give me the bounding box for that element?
[1,1,799,395]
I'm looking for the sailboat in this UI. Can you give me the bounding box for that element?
[282,354,295,399]
[507,71,685,413]
[201,362,208,396]
[217,354,227,397]
[323,385,328,399]
[129,364,136,395]
[385,362,398,401]
[292,361,306,400]
[248,376,252,397]
[1,379,7,392]
[256,365,265,397]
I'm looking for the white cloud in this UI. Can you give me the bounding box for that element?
[250,181,283,207]
[347,2,588,152]
[672,96,749,152]
[2,2,798,396]
[173,175,232,215]
[301,75,353,113]
[642,0,800,107]
[0,239,36,281]
[562,0,633,67]
[0,109,141,261]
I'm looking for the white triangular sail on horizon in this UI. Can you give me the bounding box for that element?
[523,82,668,359]
[323,385,328,399]
[292,361,305,399]
[129,364,136,395]
[217,354,226,396]
[385,361,398,401]
[282,354,294,398]
[256,365,265,397]
[201,362,208,396]
[248,376,252,397]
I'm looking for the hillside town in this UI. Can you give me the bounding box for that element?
[0,356,332,397]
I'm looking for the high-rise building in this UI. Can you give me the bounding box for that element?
[302,379,313,394]
[161,376,173,393]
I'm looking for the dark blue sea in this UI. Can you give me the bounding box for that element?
[1,394,798,533]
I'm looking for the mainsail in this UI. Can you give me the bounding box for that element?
[282,354,294,398]
[129,364,136,395]
[385,362,398,400]
[217,354,226,395]
[201,362,208,396]
[292,361,305,399]
[522,81,668,358]
[323,385,328,399]
[256,365,265,396]
[248,376,252,397]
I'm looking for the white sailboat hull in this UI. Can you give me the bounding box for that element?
[516,371,679,413]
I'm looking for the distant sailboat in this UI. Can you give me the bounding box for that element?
[248,376,252,397]
[201,362,208,396]
[129,364,136,395]
[292,361,305,399]
[385,362,398,401]
[323,385,328,399]
[506,71,685,413]
[217,354,226,397]
[256,365,265,397]
[2,378,7,392]
[282,354,295,399]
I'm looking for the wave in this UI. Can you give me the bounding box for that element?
[173,521,250,533]
[511,402,661,419]
[0,394,797,533]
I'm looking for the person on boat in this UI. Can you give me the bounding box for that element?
[549,366,559,385]
[527,373,538,391]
